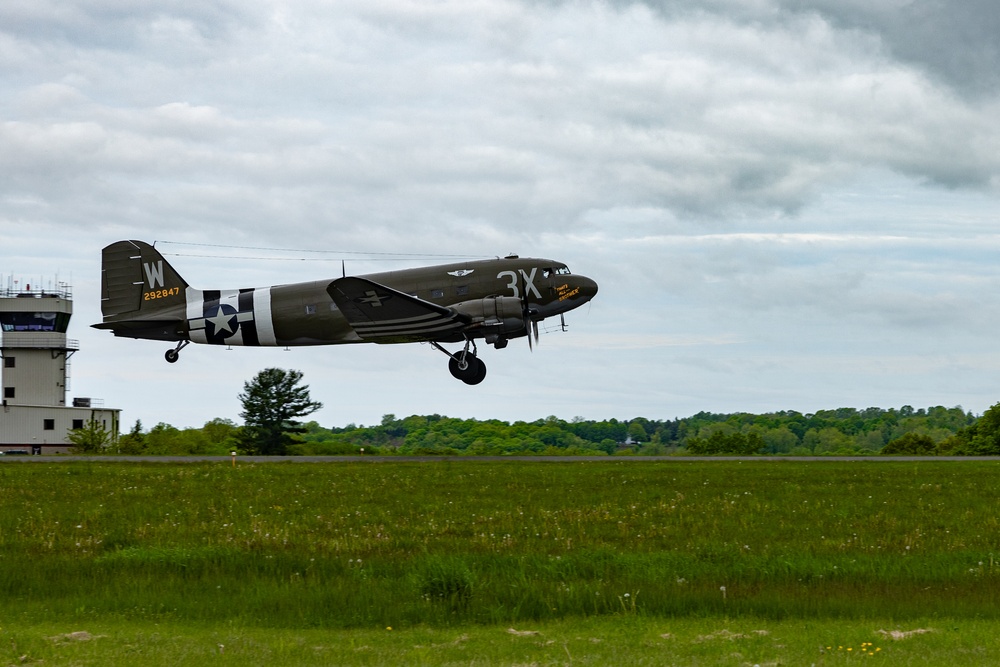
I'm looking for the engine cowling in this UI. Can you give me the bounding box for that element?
[451,296,525,338]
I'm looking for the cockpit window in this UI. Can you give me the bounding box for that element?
[542,266,571,279]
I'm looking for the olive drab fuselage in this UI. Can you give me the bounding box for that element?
[95,240,598,384]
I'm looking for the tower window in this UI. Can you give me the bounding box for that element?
[3,357,13,368]
[3,387,13,399]
[43,419,55,430]
[72,419,84,429]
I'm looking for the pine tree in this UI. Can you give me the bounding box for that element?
[238,368,323,455]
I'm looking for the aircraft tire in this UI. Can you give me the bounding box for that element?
[448,355,473,380]
[449,355,484,383]
[165,349,180,363]
[464,358,487,385]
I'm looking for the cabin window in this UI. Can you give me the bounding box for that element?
[556,266,571,275]
[456,285,469,296]
[43,419,54,431]
[431,289,444,299]
[3,356,13,368]
[72,419,84,430]
[3,387,13,399]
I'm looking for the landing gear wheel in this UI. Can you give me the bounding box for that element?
[165,340,189,364]
[449,354,475,381]
[449,355,487,385]
[466,358,487,385]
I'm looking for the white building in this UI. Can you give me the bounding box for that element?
[0,281,119,454]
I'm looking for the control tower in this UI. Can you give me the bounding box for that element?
[0,280,119,453]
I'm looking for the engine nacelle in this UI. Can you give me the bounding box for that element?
[452,296,525,339]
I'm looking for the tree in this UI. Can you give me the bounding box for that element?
[953,402,1000,455]
[761,426,799,454]
[144,422,184,454]
[627,421,648,444]
[686,431,764,455]
[882,432,935,455]
[117,419,146,454]
[238,368,323,455]
[200,418,241,454]
[67,419,112,453]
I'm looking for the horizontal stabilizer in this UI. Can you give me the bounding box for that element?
[91,319,187,341]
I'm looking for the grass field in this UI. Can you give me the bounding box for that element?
[1,459,1000,664]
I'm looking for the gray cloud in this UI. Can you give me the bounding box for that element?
[609,0,1000,97]
[2,1,999,425]
[0,1,256,53]
[4,0,999,232]
[797,0,1000,98]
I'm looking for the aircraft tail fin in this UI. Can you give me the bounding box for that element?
[100,240,189,319]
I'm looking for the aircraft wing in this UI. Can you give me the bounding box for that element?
[326,277,471,343]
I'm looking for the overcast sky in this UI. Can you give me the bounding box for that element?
[2,0,999,429]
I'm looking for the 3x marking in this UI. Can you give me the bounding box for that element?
[497,268,542,300]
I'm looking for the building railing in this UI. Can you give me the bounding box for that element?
[0,283,72,299]
[0,334,79,350]
[72,397,106,408]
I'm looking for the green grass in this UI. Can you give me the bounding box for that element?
[2,460,1000,663]
[5,617,1000,665]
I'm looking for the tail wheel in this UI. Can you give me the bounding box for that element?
[164,340,189,363]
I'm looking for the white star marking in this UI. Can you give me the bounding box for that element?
[207,306,236,334]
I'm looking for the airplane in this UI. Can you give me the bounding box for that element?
[93,240,598,384]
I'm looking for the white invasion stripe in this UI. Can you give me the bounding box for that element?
[186,287,201,321]
[186,287,208,344]
[254,287,277,346]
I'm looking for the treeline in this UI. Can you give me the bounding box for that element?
[104,403,1000,456]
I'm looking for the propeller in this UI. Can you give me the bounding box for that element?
[524,301,538,351]
[519,275,539,351]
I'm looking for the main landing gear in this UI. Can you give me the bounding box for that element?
[164,340,190,363]
[432,340,487,385]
